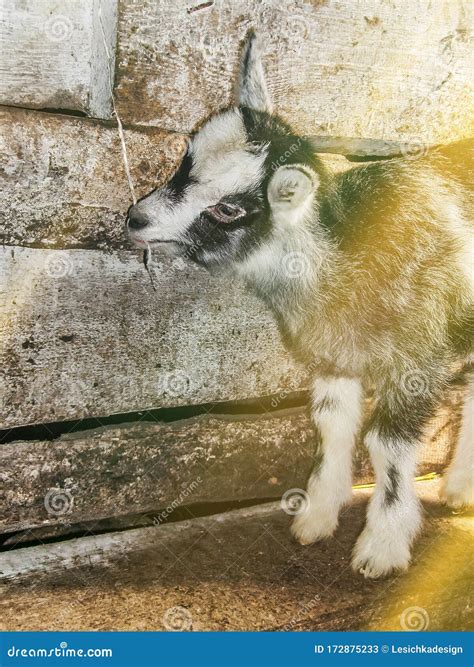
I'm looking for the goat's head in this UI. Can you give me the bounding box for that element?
[127,32,326,269]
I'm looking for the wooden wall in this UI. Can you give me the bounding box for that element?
[1,0,471,538]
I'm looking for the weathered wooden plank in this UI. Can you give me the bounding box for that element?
[0,410,314,533]
[308,136,439,159]
[0,246,303,428]
[0,393,460,535]
[0,107,186,249]
[0,0,118,118]
[115,0,474,143]
[1,479,468,586]
[0,501,282,583]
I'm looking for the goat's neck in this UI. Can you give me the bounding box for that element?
[236,225,333,322]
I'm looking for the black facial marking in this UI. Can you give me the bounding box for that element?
[184,216,233,265]
[167,151,195,202]
[183,189,270,266]
[384,464,400,506]
[168,107,334,268]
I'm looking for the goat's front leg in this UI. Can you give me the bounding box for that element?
[352,390,428,578]
[291,376,363,545]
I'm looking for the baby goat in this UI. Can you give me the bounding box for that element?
[127,33,473,578]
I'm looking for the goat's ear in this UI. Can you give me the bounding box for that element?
[268,165,319,213]
[235,31,272,112]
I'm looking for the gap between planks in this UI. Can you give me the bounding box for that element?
[2,479,467,584]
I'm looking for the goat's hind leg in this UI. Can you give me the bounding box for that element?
[352,381,438,578]
[291,376,363,545]
[440,370,474,508]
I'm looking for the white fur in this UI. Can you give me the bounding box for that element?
[235,163,330,328]
[267,165,319,220]
[291,377,363,544]
[352,430,422,578]
[440,377,474,507]
[128,109,266,247]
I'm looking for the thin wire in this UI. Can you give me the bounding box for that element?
[99,4,157,289]
[98,4,137,205]
[353,471,439,491]
[144,244,157,291]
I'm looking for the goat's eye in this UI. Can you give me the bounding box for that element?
[207,202,246,223]
[216,203,241,218]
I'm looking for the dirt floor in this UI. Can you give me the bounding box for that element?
[0,479,472,632]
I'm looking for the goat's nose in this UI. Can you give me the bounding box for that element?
[127,209,150,230]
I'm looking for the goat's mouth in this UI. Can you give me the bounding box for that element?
[129,236,182,249]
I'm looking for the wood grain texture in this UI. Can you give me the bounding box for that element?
[0,107,187,249]
[0,410,315,533]
[0,246,303,429]
[0,0,118,118]
[1,480,467,591]
[115,0,474,142]
[0,393,460,535]
[0,502,283,583]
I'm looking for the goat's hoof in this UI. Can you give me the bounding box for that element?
[351,527,410,579]
[290,512,337,545]
[439,472,474,509]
